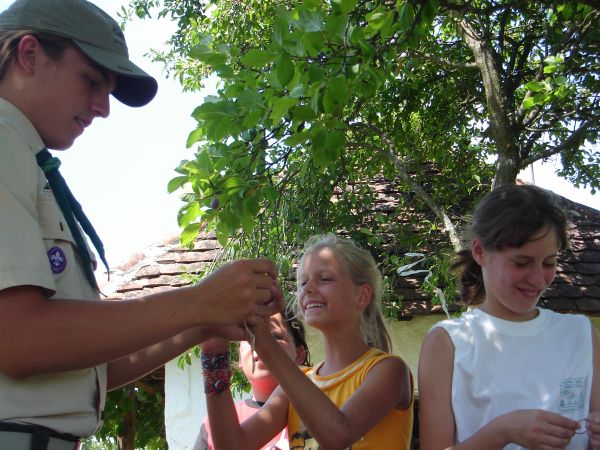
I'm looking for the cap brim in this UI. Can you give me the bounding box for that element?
[74,41,158,107]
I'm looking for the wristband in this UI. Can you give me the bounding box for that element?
[201,352,232,396]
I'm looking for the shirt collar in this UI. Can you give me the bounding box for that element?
[0,97,45,154]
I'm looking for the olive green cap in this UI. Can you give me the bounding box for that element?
[0,0,158,107]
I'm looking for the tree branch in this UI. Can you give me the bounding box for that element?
[350,122,463,252]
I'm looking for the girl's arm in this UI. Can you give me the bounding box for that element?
[586,325,600,449]
[253,327,411,450]
[107,325,247,390]
[418,327,579,450]
[201,338,288,450]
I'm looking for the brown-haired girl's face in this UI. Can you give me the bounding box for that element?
[474,227,560,321]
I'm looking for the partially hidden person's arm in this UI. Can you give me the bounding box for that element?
[201,338,288,450]
[107,325,250,390]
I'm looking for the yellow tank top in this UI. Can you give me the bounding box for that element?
[287,347,414,449]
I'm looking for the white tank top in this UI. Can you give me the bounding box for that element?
[434,307,592,450]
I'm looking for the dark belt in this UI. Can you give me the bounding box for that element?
[0,422,80,450]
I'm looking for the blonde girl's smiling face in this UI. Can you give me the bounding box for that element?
[298,247,368,329]
[474,227,560,321]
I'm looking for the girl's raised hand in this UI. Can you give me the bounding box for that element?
[496,409,578,449]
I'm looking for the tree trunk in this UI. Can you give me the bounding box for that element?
[455,18,521,187]
[117,385,136,450]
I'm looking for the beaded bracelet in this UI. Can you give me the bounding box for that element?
[201,352,232,396]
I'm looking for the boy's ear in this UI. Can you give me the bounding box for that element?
[471,238,485,266]
[16,35,42,75]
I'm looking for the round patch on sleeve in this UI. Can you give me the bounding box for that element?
[47,247,67,274]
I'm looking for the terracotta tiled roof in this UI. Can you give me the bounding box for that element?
[101,189,600,316]
[539,196,600,313]
[100,230,222,300]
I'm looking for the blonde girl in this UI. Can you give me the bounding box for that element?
[201,234,413,449]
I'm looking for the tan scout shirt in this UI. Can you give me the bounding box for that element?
[0,98,107,437]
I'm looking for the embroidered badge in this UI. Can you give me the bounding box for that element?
[47,247,67,274]
[559,377,586,415]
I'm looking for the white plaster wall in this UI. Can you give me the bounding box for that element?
[164,356,206,450]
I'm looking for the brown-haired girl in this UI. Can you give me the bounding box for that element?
[418,184,600,450]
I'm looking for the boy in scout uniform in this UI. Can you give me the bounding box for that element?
[0,1,282,448]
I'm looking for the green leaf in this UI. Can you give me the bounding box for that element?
[285,129,311,147]
[299,9,325,32]
[303,0,321,9]
[525,81,545,92]
[398,2,415,32]
[533,92,547,105]
[326,12,349,41]
[273,15,289,46]
[243,195,261,216]
[196,149,214,178]
[325,129,345,157]
[276,53,295,87]
[366,7,387,31]
[186,127,205,148]
[310,89,321,114]
[241,49,276,67]
[167,176,188,194]
[311,127,343,169]
[289,84,307,98]
[240,213,256,233]
[192,101,235,122]
[293,105,317,121]
[215,221,230,247]
[237,90,264,111]
[242,109,265,128]
[522,96,535,110]
[302,31,326,58]
[323,76,349,114]
[189,44,227,66]
[180,222,201,248]
[270,97,298,125]
[308,65,325,83]
[331,0,357,14]
[223,176,247,196]
[554,75,567,86]
[178,201,202,227]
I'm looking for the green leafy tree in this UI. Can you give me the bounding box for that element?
[125,0,598,252]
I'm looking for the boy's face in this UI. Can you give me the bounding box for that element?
[26,39,116,149]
